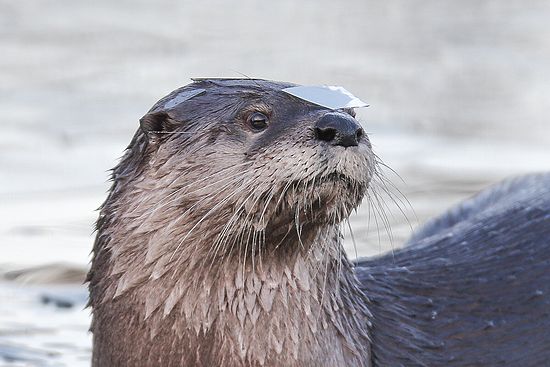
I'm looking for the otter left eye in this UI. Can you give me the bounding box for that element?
[248,112,269,131]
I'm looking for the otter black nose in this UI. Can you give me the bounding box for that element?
[314,112,364,148]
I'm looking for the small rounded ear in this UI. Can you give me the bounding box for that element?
[139,112,180,145]
[139,111,170,135]
[139,88,206,140]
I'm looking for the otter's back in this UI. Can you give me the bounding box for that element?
[356,173,550,366]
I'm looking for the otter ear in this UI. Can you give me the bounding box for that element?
[139,111,171,136]
[139,87,206,140]
[139,111,182,145]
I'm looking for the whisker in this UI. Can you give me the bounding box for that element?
[149,131,198,135]
[169,181,250,269]
[148,162,252,213]
[346,218,359,261]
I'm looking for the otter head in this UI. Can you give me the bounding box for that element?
[91,79,376,366]
[100,79,375,280]
[127,79,376,259]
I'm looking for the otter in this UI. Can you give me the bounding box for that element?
[88,78,550,367]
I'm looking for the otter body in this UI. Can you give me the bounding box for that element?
[359,173,550,366]
[88,79,550,366]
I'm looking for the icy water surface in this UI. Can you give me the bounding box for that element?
[0,280,90,367]
[2,0,550,365]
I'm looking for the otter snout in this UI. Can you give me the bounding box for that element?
[314,112,364,148]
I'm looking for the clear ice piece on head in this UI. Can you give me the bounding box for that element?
[282,85,368,110]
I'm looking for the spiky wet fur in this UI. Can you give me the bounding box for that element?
[88,79,377,366]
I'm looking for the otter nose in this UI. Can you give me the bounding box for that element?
[314,112,364,148]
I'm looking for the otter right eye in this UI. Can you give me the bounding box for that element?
[248,112,269,131]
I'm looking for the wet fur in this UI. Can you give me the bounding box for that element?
[89,79,550,366]
[358,173,550,366]
[89,79,375,367]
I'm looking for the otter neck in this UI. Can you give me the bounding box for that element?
[100,212,372,366]
[182,228,371,365]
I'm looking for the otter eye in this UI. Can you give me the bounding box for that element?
[248,112,269,131]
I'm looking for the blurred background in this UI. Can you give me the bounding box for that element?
[1,0,549,365]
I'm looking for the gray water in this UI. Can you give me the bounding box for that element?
[1,1,549,365]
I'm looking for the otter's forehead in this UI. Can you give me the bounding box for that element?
[148,78,367,115]
[148,79,292,114]
[190,79,368,109]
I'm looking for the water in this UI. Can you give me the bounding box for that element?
[0,281,90,367]
[1,1,550,365]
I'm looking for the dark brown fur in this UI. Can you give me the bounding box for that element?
[89,79,550,367]
[88,79,376,366]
